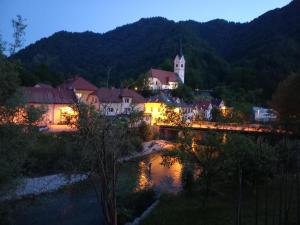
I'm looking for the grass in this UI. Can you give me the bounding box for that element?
[140,179,299,225]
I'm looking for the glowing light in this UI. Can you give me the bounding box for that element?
[174,108,180,113]
[60,107,75,115]
[75,93,82,99]
[135,155,183,193]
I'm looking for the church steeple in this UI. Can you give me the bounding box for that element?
[174,40,185,84]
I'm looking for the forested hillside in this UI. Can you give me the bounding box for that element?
[13,0,300,99]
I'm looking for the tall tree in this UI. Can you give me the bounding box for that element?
[270,73,300,134]
[73,103,142,225]
[9,15,27,55]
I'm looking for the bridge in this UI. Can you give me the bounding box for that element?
[157,121,285,134]
[46,122,285,135]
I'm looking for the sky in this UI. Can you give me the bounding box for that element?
[0,0,292,49]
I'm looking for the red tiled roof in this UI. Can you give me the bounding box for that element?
[149,69,178,85]
[196,100,212,110]
[94,88,145,103]
[34,83,53,89]
[23,87,77,104]
[58,76,98,91]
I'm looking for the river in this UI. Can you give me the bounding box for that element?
[5,152,183,225]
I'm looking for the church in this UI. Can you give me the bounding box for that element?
[147,49,185,90]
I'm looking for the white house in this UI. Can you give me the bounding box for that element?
[252,107,278,122]
[87,88,146,116]
[196,100,213,121]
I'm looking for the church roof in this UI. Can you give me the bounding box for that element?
[93,88,146,103]
[58,76,98,91]
[149,69,179,85]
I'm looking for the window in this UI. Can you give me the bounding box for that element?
[125,108,131,114]
[176,64,178,67]
[76,93,82,99]
[181,64,184,68]
[107,108,114,113]
[124,98,130,103]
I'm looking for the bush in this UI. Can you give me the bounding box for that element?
[138,121,153,141]
[23,132,81,175]
[118,189,156,225]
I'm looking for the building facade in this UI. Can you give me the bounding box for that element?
[87,88,146,116]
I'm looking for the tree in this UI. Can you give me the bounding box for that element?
[10,15,27,55]
[171,83,194,103]
[163,106,182,126]
[222,135,276,225]
[72,103,142,225]
[195,133,224,208]
[270,73,300,133]
[0,57,44,184]
[0,15,44,185]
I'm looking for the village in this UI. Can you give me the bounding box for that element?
[1,1,300,225]
[20,50,278,131]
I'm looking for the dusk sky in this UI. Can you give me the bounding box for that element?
[0,0,292,49]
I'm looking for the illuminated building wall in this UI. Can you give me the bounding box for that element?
[144,102,166,125]
[28,104,76,125]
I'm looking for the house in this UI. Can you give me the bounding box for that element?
[144,94,168,125]
[148,49,185,90]
[195,100,213,121]
[87,88,146,116]
[21,77,149,126]
[181,103,197,123]
[211,99,225,110]
[58,76,98,102]
[148,69,179,90]
[252,107,278,123]
[22,76,98,126]
[145,92,196,125]
[22,86,77,125]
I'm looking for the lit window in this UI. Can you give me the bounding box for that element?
[76,93,82,99]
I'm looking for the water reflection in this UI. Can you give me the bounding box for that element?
[136,154,183,193]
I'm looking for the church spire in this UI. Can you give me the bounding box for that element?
[174,39,186,84]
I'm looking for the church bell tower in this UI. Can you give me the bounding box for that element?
[174,40,185,84]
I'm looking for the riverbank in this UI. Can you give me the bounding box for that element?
[0,174,87,202]
[0,140,175,202]
[120,140,175,162]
